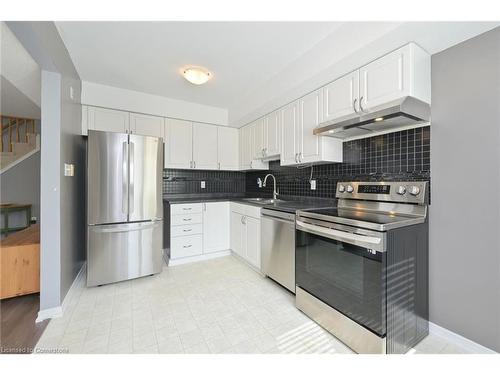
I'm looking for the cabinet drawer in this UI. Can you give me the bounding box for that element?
[230,202,247,215]
[171,224,203,237]
[230,202,261,219]
[170,213,202,226]
[170,235,203,259]
[171,203,202,215]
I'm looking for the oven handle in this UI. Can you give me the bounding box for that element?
[296,220,384,252]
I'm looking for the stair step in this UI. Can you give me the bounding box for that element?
[12,142,34,156]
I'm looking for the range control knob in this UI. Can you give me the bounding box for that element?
[346,185,354,193]
[338,184,345,193]
[397,185,406,195]
[409,186,421,196]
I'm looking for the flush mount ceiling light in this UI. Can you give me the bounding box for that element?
[182,66,212,85]
[374,117,384,122]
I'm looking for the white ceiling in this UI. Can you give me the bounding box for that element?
[56,21,500,127]
[56,22,341,108]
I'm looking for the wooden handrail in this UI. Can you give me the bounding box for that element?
[1,115,37,153]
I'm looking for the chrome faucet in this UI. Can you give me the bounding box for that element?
[263,174,279,200]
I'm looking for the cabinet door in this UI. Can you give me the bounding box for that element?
[239,125,252,169]
[245,216,261,270]
[280,101,298,166]
[298,90,322,164]
[230,211,245,258]
[252,118,265,159]
[203,202,230,253]
[164,118,192,169]
[359,44,411,111]
[265,111,281,157]
[87,107,129,133]
[218,127,239,170]
[323,71,359,123]
[192,122,218,170]
[130,113,164,138]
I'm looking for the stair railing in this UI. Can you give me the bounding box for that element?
[0,114,37,153]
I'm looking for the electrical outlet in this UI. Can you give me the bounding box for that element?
[201,181,206,189]
[64,163,75,177]
[310,180,317,190]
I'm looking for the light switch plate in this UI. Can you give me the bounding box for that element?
[64,163,75,177]
[310,180,316,190]
[201,181,206,189]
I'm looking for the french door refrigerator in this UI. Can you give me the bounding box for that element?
[87,130,163,287]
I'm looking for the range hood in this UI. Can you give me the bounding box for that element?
[314,96,430,139]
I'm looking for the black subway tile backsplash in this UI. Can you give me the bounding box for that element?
[164,126,430,199]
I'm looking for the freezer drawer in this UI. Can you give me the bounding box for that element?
[87,221,163,287]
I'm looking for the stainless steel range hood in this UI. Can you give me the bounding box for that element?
[314,96,430,139]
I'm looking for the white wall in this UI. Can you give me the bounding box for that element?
[81,81,229,126]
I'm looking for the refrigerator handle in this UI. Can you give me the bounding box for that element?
[129,141,135,214]
[122,141,129,214]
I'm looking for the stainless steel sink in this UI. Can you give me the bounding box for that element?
[242,198,284,205]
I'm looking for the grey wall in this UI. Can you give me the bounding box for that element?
[0,151,40,220]
[430,27,500,351]
[8,22,85,312]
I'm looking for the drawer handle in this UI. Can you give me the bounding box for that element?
[183,245,192,248]
[183,218,192,221]
[183,208,192,210]
[183,229,192,232]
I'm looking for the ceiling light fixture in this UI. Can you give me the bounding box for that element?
[182,67,212,85]
[374,117,384,122]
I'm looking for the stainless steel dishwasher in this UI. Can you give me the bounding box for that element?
[261,208,296,293]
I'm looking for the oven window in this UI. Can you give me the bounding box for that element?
[296,229,386,337]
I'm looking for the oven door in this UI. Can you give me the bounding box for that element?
[296,218,386,337]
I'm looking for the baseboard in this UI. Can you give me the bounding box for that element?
[230,251,264,276]
[36,262,86,323]
[167,250,231,266]
[429,322,497,354]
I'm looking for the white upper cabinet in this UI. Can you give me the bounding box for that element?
[263,110,281,158]
[192,122,218,170]
[164,118,193,169]
[359,43,430,111]
[298,90,323,164]
[87,107,129,134]
[252,118,265,159]
[217,127,239,170]
[129,113,164,138]
[280,101,299,166]
[281,90,342,166]
[238,122,268,171]
[239,124,252,170]
[323,71,359,123]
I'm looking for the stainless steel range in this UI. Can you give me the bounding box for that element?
[295,181,429,354]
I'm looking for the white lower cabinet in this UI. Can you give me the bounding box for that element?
[203,202,230,254]
[169,202,230,264]
[229,203,261,270]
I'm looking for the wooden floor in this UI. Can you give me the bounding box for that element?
[0,293,48,354]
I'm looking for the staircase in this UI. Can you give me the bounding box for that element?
[0,115,39,171]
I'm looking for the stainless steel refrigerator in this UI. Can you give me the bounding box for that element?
[87,130,163,287]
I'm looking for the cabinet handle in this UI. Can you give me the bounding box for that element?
[183,218,192,221]
[250,161,253,168]
[183,207,192,211]
[218,162,220,170]
[299,152,303,163]
[193,161,196,168]
[353,98,359,114]
[295,153,298,163]
[183,245,192,248]
[359,96,366,113]
[183,229,192,232]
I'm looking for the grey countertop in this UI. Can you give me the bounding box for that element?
[163,194,336,213]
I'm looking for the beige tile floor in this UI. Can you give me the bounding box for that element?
[35,255,472,354]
